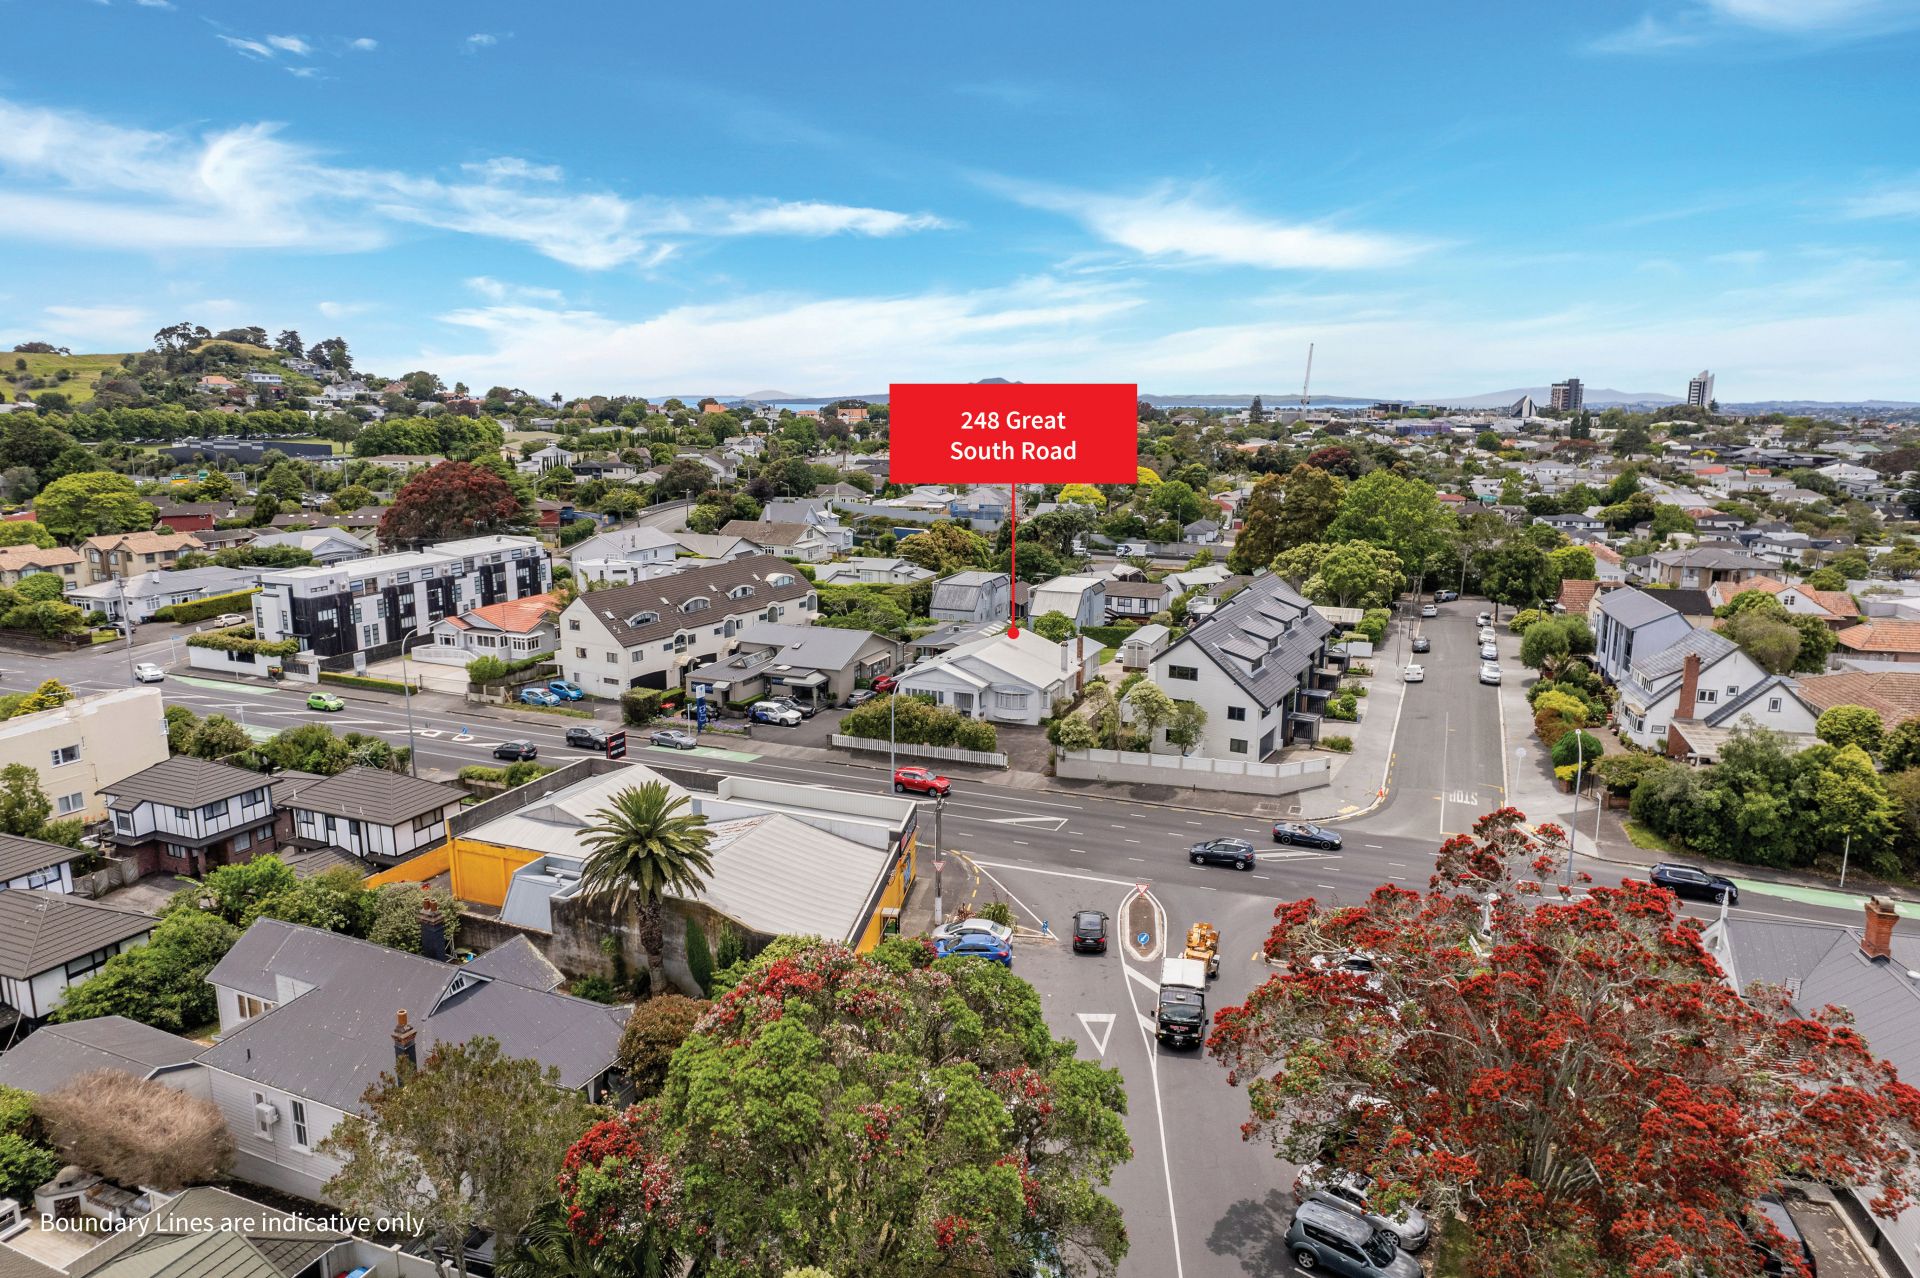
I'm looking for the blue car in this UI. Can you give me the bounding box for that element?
[547,679,585,701]
[933,932,1012,967]
[519,687,561,706]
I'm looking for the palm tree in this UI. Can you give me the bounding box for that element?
[579,782,714,997]
[497,1200,674,1278]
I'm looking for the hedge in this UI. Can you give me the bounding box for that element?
[319,672,417,696]
[1320,735,1354,753]
[469,654,557,687]
[622,687,674,727]
[1082,624,1141,647]
[186,626,299,658]
[152,588,260,624]
[840,693,998,752]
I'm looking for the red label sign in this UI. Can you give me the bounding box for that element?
[888,383,1139,484]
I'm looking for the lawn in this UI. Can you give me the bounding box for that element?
[2,350,131,406]
[1622,817,1681,855]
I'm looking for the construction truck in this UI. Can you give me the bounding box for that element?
[1155,956,1209,1049]
[1182,922,1220,979]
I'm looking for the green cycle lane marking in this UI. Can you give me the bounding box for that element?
[1731,877,1920,918]
[170,675,283,697]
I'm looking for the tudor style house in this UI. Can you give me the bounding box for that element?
[279,768,465,866]
[255,534,549,666]
[100,756,291,878]
[1149,573,1337,759]
[556,554,816,698]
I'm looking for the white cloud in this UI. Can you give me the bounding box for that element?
[216,34,274,59]
[465,277,566,304]
[40,304,149,342]
[1706,0,1917,31]
[998,179,1432,271]
[1843,179,1920,219]
[0,97,948,268]
[350,37,378,51]
[134,0,174,9]
[265,34,311,55]
[1594,0,1920,51]
[317,300,373,319]
[1589,15,1704,52]
[286,66,321,79]
[465,33,499,50]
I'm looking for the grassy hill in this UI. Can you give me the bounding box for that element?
[2,350,130,406]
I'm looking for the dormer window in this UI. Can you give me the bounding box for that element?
[770,574,796,587]
[627,610,659,627]
[681,597,711,614]
[729,584,756,600]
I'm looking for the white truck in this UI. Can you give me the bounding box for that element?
[1155,956,1209,1049]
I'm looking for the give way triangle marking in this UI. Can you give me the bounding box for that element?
[1077,1012,1116,1058]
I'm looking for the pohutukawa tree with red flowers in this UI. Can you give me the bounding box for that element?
[1208,807,1920,1277]
[376,459,525,547]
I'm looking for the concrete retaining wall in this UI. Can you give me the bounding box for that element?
[1054,748,1330,794]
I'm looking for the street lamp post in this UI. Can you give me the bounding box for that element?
[888,691,896,786]
[120,577,136,684]
[1565,729,1584,889]
[1839,830,1853,889]
[933,793,947,926]
[397,627,422,777]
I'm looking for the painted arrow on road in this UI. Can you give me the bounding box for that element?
[1077,1012,1116,1058]
[976,815,1071,831]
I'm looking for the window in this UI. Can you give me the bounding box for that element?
[575,647,587,659]
[607,652,618,663]
[241,789,264,809]
[199,799,229,820]
[1696,689,1717,705]
[1726,685,1739,696]
[1229,739,1248,754]
[172,806,192,820]
[290,1097,308,1147]
[232,828,251,850]
[1768,697,1782,713]
[56,793,83,816]
[413,811,444,833]
[64,944,118,981]
[729,584,755,599]
[681,597,710,614]
[1168,665,1198,681]
[568,618,581,631]
[1227,706,1247,722]
[49,744,79,767]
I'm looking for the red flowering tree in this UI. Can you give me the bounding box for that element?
[1209,808,1920,1277]
[377,460,526,547]
[557,940,1132,1277]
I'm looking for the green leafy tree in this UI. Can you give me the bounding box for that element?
[32,471,155,541]
[579,783,716,998]
[1327,471,1451,572]
[1482,541,1558,610]
[378,461,526,548]
[1030,610,1076,642]
[366,883,460,953]
[1816,705,1885,757]
[1270,541,1330,589]
[1126,679,1177,740]
[1053,714,1098,752]
[1803,567,1848,592]
[52,910,239,1032]
[262,722,353,774]
[163,704,200,753]
[560,942,1130,1278]
[330,483,375,512]
[1804,743,1898,872]
[321,1036,602,1278]
[897,522,992,576]
[1270,464,1346,556]
[0,521,56,549]
[0,763,51,837]
[186,714,252,760]
[1166,699,1207,754]
[13,572,64,602]
[1722,609,1802,675]
[1885,718,1920,772]
[1548,544,1596,582]
[1305,541,1402,609]
[1788,613,1836,672]
[616,994,711,1097]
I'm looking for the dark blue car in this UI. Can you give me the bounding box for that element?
[933,932,1012,967]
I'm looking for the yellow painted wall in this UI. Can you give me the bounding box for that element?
[853,830,916,953]
[365,845,450,887]
[449,837,543,908]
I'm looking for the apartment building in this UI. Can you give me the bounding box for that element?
[556,555,815,698]
[254,534,549,665]
[0,686,168,826]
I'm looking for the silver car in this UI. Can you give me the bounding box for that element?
[1293,1164,1431,1252]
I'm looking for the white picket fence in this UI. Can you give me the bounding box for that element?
[1055,748,1330,794]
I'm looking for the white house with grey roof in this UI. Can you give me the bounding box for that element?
[930,571,1014,624]
[279,766,464,865]
[0,890,156,1021]
[567,524,683,585]
[1613,628,1775,750]
[1593,587,1696,684]
[686,620,896,707]
[1028,575,1106,629]
[894,629,1094,726]
[1149,574,1336,760]
[245,526,371,567]
[194,918,628,1203]
[812,557,932,586]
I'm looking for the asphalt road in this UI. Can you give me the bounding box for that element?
[32,618,1887,1278]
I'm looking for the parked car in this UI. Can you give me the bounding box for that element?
[132,663,166,683]
[930,917,1014,946]
[1419,603,1437,618]
[208,613,248,628]
[844,689,878,709]
[1477,611,1493,627]
[769,696,817,719]
[1189,837,1257,870]
[564,726,608,750]
[1477,627,1496,644]
[1273,821,1343,850]
[519,687,562,706]
[1434,589,1458,603]
[933,932,1012,967]
[492,740,538,761]
[893,766,952,797]
[872,674,898,693]
[1648,862,1740,906]
[306,692,344,712]
[1745,1196,1817,1278]
[547,679,585,701]
[1479,642,1498,661]
[1410,635,1430,653]
[750,702,803,727]
[1071,909,1110,954]
[1479,662,1503,685]
[1403,664,1425,683]
[1284,1198,1421,1278]
[1292,1166,1432,1253]
[649,729,698,750]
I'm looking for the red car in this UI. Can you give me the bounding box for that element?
[872,674,898,694]
[893,766,951,797]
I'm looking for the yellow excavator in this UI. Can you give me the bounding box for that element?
[1182,922,1220,979]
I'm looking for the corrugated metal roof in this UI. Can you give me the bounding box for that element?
[697,812,892,942]
[1598,587,1679,628]
[0,1016,201,1094]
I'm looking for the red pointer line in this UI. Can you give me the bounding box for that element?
[1007,483,1019,638]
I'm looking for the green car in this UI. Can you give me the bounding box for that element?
[307,692,344,712]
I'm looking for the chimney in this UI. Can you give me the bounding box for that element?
[1863,897,1899,963]
[393,1009,417,1072]
[419,897,449,962]
[1676,652,1702,722]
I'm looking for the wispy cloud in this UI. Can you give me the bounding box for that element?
[1593,0,1920,52]
[466,277,566,304]
[216,34,275,59]
[1842,177,1920,219]
[994,178,1434,271]
[38,304,150,343]
[265,34,311,55]
[0,98,951,269]
[133,0,173,9]
[217,31,313,61]
[464,33,500,51]
[350,37,378,51]
[317,300,373,319]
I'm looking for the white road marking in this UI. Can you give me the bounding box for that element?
[1252,874,1272,880]
[970,859,1140,889]
[1316,883,1337,889]
[1077,1012,1117,1057]
[1116,883,1186,1278]
[1365,843,1384,849]
[1123,963,1160,995]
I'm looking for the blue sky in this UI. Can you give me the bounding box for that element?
[1,0,1917,400]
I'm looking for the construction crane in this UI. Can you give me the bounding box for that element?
[1299,342,1314,407]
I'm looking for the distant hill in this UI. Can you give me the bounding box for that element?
[1724,399,1920,413]
[2,350,130,407]
[1139,393,1375,407]
[1429,386,1683,410]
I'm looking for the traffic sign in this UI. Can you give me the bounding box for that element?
[1134,880,1150,894]
[932,859,946,874]
[605,730,628,760]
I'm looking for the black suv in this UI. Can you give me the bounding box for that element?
[1273,821,1343,849]
[1649,862,1739,906]
[565,726,607,750]
[1189,837,1256,871]
[1071,909,1109,954]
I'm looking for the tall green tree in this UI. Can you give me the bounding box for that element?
[1271,464,1346,556]
[0,763,51,837]
[32,471,155,541]
[322,1036,601,1278]
[1227,471,1286,574]
[1327,471,1450,574]
[1481,541,1558,610]
[580,783,715,997]
[1306,541,1402,609]
[1816,705,1885,757]
[896,522,990,576]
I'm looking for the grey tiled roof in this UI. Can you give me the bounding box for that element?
[101,756,271,810]
[0,890,155,978]
[280,766,463,824]
[1631,627,1737,683]
[464,934,565,992]
[574,555,812,649]
[0,832,77,882]
[734,620,882,671]
[1597,587,1679,628]
[1164,574,1330,710]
